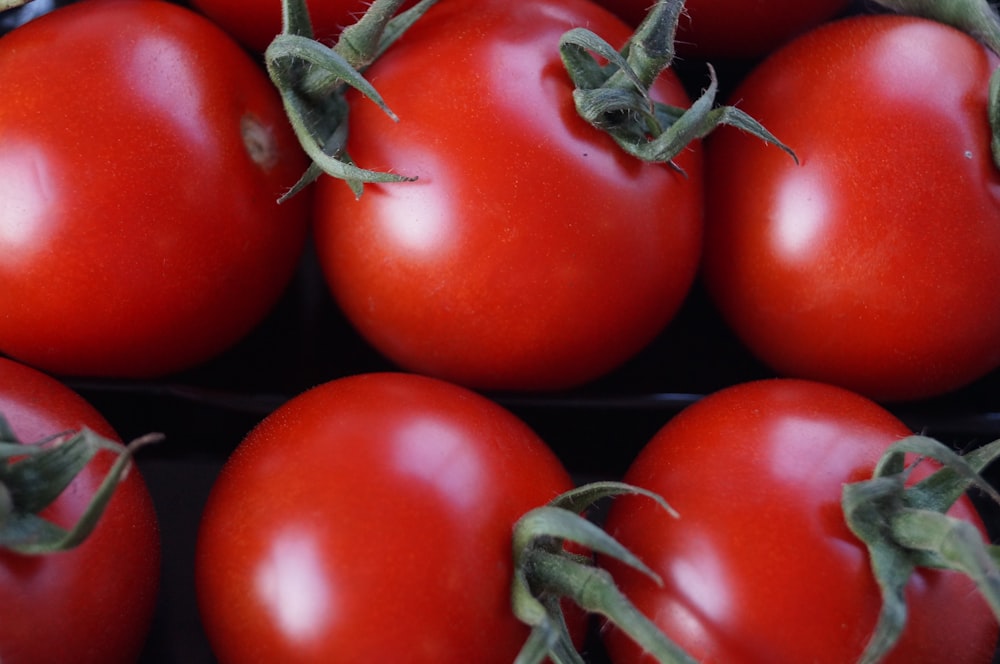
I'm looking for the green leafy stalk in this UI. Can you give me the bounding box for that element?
[266,0,441,199]
[511,481,696,664]
[560,0,796,169]
[0,415,161,555]
[843,435,1000,664]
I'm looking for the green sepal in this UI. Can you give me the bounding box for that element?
[989,68,1000,171]
[0,415,161,555]
[842,435,1000,664]
[559,0,797,168]
[266,0,440,199]
[511,481,697,664]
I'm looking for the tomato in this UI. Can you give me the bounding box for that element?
[188,0,419,53]
[677,0,852,58]
[195,371,577,663]
[0,0,311,378]
[593,0,852,58]
[702,15,1000,402]
[0,357,160,664]
[601,379,998,663]
[312,0,703,392]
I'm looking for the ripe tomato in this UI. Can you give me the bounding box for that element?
[702,15,1000,402]
[0,0,311,378]
[195,372,576,663]
[602,379,998,663]
[313,0,703,391]
[188,0,418,53]
[0,357,160,664]
[594,0,852,58]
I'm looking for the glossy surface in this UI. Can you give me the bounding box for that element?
[188,0,419,53]
[703,15,1000,402]
[314,0,703,391]
[195,372,575,663]
[0,0,310,378]
[0,358,161,664]
[602,379,997,663]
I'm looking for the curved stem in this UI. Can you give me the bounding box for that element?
[266,0,441,198]
[559,0,796,166]
[843,435,1000,663]
[0,417,161,555]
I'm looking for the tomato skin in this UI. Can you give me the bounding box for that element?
[0,0,311,378]
[188,0,418,53]
[703,15,1000,402]
[602,379,997,664]
[195,372,576,663]
[595,0,851,58]
[676,0,852,58]
[314,0,703,391]
[0,357,160,664]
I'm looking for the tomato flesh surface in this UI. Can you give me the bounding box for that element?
[594,0,852,58]
[0,358,161,664]
[314,0,703,391]
[188,0,419,53]
[195,372,576,663]
[703,15,1000,402]
[602,379,998,663]
[0,0,311,378]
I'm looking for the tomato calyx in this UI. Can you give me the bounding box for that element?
[843,435,1000,664]
[871,0,1000,170]
[511,481,696,664]
[0,415,161,555]
[265,0,439,200]
[560,0,797,171]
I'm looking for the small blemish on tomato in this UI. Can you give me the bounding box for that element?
[241,114,278,170]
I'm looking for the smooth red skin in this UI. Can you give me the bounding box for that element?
[314,0,703,392]
[0,0,311,378]
[188,0,419,53]
[595,0,851,59]
[195,372,576,663]
[603,379,997,664]
[0,358,160,664]
[702,16,1000,402]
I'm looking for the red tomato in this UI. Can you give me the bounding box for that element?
[312,0,703,391]
[188,0,419,53]
[0,357,160,664]
[0,0,311,378]
[593,0,852,58]
[702,15,1000,401]
[195,372,576,663]
[602,379,998,664]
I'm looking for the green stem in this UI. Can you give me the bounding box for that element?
[511,482,692,663]
[843,435,1000,663]
[526,548,698,664]
[266,0,441,198]
[0,415,161,555]
[559,0,797,167]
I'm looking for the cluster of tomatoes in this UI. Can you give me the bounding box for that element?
[2,0,1000,662]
